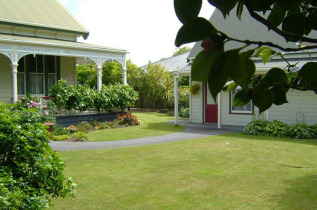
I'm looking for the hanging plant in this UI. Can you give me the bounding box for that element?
[189,83,200,95]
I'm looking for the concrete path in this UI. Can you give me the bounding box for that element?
[50,120,242,151]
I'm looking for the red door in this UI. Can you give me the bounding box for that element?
[205,82,218,123]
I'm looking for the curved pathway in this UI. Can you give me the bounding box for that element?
[50,120,242,151]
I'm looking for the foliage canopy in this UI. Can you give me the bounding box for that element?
[174,0,317,112]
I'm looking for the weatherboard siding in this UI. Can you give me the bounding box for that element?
[0,54,12,103]
[60,57,76,86]
[268,90,317,125]
[220,91,253,126]
[190,81,203,123]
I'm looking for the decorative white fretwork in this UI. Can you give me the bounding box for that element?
[0,43,126,66]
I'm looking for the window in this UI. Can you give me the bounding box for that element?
[17,55,60,96]
[230,89,253,114]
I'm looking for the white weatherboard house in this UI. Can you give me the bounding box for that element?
[174,8,317,128]
[0,0,128,104]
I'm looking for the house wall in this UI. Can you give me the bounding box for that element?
[60,57,76,86]
[220,91,254,126]
[268,90,317,125]
[0,54,12,103]
[219,90,317,126]
[190,81,204,123]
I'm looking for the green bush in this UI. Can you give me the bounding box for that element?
[107,84,139,110]
[243,119,270,136]
[53,135,71,141]
[72,132,88,141]
[0,102,75,208]
[15,93,56,123]
[180,108,190,117]
[264,120,290,137]
[288,123,317,139]
[76,121,93,133]
[50,81,138,113]
[53,125,70,136]
[94,86,113,112]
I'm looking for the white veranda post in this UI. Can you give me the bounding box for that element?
[174,72,179,125]
[11,63,18,103]
[122,61,127,85]
[97,66,103,92]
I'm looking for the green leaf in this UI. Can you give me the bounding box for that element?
[230,50,255,89]
[252,89,274,113]
[282,13,305,37]
[174,0,202,24]
[236,0,244,20]
[276,0,302,10]
[207,52,231,101]
[271,87,288,105]
[175,17,217,47]
[247,0,275,11]
[264,68,288,86]
[261,49,279,64]
[255,47,271,57]
[233,90,251,107]
[191,48,224,82]
[267,4,286,27]
[225,81,238,92]
[208,0,238,17]
[298,62,317,82]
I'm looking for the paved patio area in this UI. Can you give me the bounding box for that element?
[50,120,242,151]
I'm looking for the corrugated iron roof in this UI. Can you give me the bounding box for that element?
[142,52,190,72]
[0,34,127,53]
[0,0,88,35]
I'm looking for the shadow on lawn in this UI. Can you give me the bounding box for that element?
[223,133,317,147]
[273,174,317,209]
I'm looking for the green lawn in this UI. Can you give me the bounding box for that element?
[52,133,317,209]
[88,111,185,142]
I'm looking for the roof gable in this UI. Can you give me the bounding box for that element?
[0,0,88,37]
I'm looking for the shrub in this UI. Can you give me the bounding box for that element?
[116,113,140,126]
[72,132,88,141]
[243,119,270,136]
[288,123,317,139]
[53,135,71,141]
[178,86,189,108]
[15,94,56,123]
[107,84,139,110]
[180,108,190,117]
[264,120,290,137]
[50,81,138,113]
[50,80,71,112]
[53,125,70,136]
[94,86,112,112]
[76,121,93,133]
[0,102,75,208]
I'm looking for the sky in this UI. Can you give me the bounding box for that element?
[59,0,215,66]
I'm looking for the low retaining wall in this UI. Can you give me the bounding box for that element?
[56,112,119,127]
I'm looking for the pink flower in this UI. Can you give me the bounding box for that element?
[44,111,49,115]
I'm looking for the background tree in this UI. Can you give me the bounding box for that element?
[173,46,192,56]
[174,0,317,113]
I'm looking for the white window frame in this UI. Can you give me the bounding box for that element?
[230,89,253,114]
[17,55,57,97]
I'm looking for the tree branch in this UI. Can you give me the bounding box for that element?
[220,32,317,52]
[244,0,317,44]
